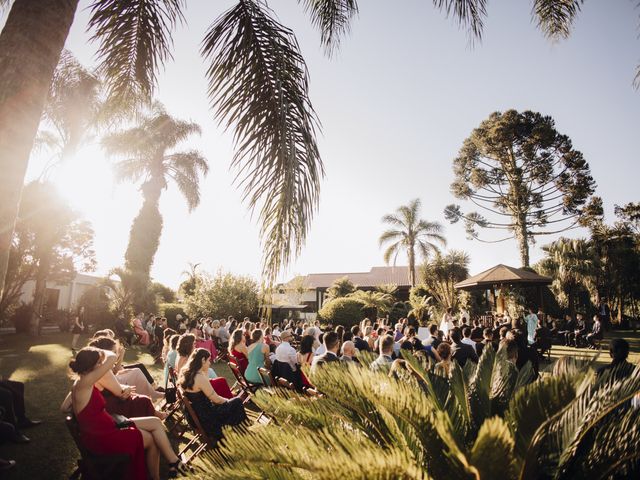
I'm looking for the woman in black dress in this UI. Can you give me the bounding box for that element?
[178,348,246,442]
[71,307,85,352]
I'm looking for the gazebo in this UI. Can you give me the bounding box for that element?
[454,264,552,315]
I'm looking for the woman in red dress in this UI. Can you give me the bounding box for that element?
[69,348,183,479]
[228,329,249,374]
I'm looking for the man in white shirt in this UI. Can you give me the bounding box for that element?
[274,331,298,371]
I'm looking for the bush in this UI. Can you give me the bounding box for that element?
[48,308,71,332]
[159,303,186,330]
[78,286,116,331]
[388,301,411,323]
[11,303,31,333]
[184,271,259,320]
[317,297,366,328]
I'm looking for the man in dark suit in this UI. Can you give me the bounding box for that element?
[450,328,478,367]
[311,332,341,372]
[351,325,370,352]
[597,339,635,381]
[586,315,603,349]
[422,324,441,349]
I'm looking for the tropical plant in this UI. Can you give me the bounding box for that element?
[376,283,398,299]
[380,198,447,287]
[184,270,259,319]
[538,238,596,319]
[317,296,365,328]
[349,289,394,317]
[150,281,176,303]
[421,250,470,311]
[199,348,640,479]
[35,50,112,176]
[179,262,201,299]
[444,110,596,267]
[408,289,435,324]
[102,103,209,309]
[325,276,356,300]
[101,267,136,318]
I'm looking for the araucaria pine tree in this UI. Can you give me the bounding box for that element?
[445,109,596,267]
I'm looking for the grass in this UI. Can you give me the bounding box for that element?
[0,329,638,479]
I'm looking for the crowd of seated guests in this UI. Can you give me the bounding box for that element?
[0,378,42,472]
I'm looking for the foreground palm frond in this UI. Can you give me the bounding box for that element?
[88,0,186,105]
[202,0,323,283]
[198,350,640,480]
[298,0,359,56]
[532,0,584,40]
[433,0,488,41]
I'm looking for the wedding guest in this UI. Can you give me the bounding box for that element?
[179,349,246,443]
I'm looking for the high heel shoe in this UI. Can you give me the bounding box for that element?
[167,459,187,478]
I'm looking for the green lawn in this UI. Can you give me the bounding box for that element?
[0,329,638,479]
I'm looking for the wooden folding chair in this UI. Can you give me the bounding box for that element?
[276,377,295,390]
[258,367,275,387]
[177,390,220,465]
[228,362,260,397]
[65,415,130,480]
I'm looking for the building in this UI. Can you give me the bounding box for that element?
[19,273,104,312]
[279,266,411,313]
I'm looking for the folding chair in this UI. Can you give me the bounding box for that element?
[228,362,260,397]
[177,390,220,465]
[65,415,130,480]
[258,367,275,387]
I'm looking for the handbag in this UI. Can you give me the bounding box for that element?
[110,413,134,429]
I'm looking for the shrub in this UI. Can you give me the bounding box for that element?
[78,286,114,330]
[388,301,411,323]
[317,297,366,328]
[159,303,186,330]
[48,308,72,332]
[11,303,31,334]
[184,271,259,320]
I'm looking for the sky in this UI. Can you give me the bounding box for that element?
[18,0,640,289]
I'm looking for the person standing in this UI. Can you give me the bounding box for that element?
[598,299,611,331]
[524,306,539,345]
[71,309,85,353]
[439,308,455,338]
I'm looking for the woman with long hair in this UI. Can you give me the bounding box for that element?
[297,334,315,388]
[163,334,181,388]
[177,334,233,399]
[70,309,85,352]
[179,349,246,442]
[244,330,270,384]
[228,329,248,374]
[67,348,183,479]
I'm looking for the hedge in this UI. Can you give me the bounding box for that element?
[317,297,366,328]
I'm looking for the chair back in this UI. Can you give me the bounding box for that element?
[276,377,294,390]
[258,367,274,387]
[228,361,250,389]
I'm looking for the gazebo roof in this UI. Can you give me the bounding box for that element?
[454,264,552,290]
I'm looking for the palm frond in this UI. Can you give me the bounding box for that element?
[433,0,487,41]
[298,0,359,56]
[379,229,404,246]
[383,241,402,265]
[202,0,323,284]
[469,416,516,479]
[532,0,584,40]
[381,213,408,229]
[88,0,186,104]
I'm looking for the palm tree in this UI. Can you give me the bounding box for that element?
[0,0,515,299]
[325,276,356,301]
[102,103,209,309]
[349,289,394,317]
[199,350,640,479]
[179,261,201,298]
[538,238,596,319]
[379,198,447,287]
[422,250,470,310]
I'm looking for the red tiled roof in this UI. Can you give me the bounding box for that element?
[295,266,411,289]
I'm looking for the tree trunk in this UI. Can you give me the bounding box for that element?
[124,179,164,311]
[408,247,415,287]
[0,0,79,299]
[30,250,52,335]
[516,218,530,267]
[568,287,576,320]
